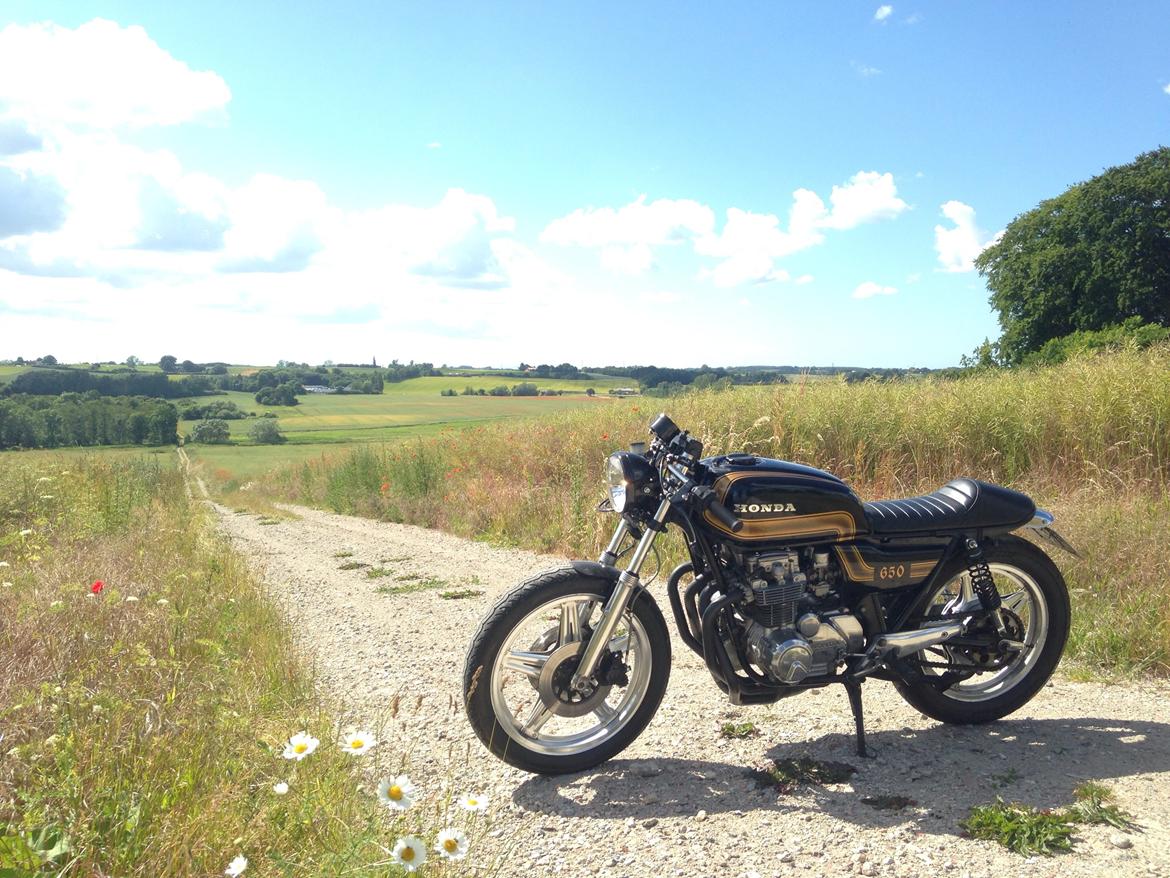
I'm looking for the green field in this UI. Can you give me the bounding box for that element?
[180,373,629,484]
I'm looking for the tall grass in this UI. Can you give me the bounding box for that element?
[251,344,1170,676]
[0,455,467,875]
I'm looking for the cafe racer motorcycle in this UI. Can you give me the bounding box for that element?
[463,414,1076,774]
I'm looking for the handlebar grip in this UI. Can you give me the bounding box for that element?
[707,499,744,533]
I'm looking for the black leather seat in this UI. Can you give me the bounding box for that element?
[863,478,1036,536]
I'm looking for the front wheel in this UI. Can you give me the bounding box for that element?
[463,567,671,774]
[895,535,1070,725]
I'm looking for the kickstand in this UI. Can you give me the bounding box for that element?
[844,680,870,758]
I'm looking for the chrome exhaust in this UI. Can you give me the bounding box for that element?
[872,621,965,659]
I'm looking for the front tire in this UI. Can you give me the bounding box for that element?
[895,535,1070,725]
[463,567,671,774]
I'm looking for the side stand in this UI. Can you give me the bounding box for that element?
[844,679,869,758]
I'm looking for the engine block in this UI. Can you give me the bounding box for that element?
[744,613,865,684]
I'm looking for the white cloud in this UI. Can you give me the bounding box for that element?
[1164,82,1170,95]
[541,195,714,251]
[544,171,908,287]
[853,281,896,299]
[933,200,1002,273]
[852,62,882,77]
[874,5,894,22]
[0,19,230,129]
[427,141,442,149]
[794,274,815,285]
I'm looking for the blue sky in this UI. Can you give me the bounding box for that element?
[0,2,1167,367]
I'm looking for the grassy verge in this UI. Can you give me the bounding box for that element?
[0,454,477,876]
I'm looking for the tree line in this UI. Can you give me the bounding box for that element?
[3,369,214,399]
[0,395,178,449]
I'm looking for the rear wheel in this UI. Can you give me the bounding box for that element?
[895,536,1070,724]
[463,567,671,774]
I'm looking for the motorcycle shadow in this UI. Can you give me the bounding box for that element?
[511,716,1170,832]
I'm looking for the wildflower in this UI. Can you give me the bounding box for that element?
[340,730,375,755]
[40,495,54,500]
[1,582,11,589]
[19,529,32,537]
[225,854,247,876]
[91,580,104,595]
[50,600,63,608]
[458,792,489,812]
[377,774,415,810]
[435,828,469,860]
[282,731,319,761]
[157,598,169,605]
[273,781,289,795]
[380,481,390,492]
[390,836,427,872]
[601,433,608,440]
[37,476,52,482]
[124,596,139,603]
[0,561,8,567]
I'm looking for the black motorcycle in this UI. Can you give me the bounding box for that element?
[464,413,1076,774]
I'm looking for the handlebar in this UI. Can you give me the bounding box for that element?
[707,498,744,533]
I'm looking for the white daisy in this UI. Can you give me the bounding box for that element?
[340,730,376,755]
[282,731,319,761]
[224,854,247,876]
[124,596,139,602]
[272,781,289,795]
[458,792,489,812]
[157,598,169,605]
[390,836,427,872]
[376,774,415,810]
[18,530,32,537]
[435,827,469,860]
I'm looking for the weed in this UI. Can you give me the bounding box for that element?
[992,768,1022,788]
[364,567,393,579]
[377,577,448,596]
[332,551,354,558]
[378,555,410,564]
[338,560,368,570]
[395,572,422,581]
[749,757,856,792]
[719,721,759,739]
[961,799,1074,856]
[439,588,485,600]
[1069,781,1137,829]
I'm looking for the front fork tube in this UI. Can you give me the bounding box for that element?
[573,499,671,688]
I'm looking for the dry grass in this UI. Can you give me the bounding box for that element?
[250,344,1170,676]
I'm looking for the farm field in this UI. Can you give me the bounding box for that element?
[180,373,628,485]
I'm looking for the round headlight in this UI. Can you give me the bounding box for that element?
[605,451,660,514]
[606,453,628,512]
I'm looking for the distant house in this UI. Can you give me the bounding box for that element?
[303,385,337,394]
[609,387,639,396]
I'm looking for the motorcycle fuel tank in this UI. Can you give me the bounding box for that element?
[700,454,869,544]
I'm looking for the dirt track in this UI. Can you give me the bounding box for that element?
[215,502,1170,878]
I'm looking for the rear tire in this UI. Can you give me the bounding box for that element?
[463,566,671,774]
[895,535,1070,725]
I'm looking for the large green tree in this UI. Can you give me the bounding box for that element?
[975,147,1170,364]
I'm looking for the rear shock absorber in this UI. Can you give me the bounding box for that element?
[965,538,1006,635]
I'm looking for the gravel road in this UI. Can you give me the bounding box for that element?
[214,503,1170,878]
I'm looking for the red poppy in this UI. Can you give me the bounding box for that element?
[380,481,390,492]
[601,433,609,440]
[90,580,104,594]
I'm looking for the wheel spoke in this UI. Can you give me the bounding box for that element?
[503,650,549,681]
[594,702,617,723]
[1000,590,1030,615]
[521,700,555,735]
[559,601,584,645]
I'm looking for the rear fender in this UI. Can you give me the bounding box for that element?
[1020,510,1080,558]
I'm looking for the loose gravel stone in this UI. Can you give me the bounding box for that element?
[214,502,1170,878]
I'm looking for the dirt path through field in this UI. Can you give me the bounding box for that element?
[214,502,1170,878]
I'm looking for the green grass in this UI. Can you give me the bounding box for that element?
[438,588,484,600]
[0,454,448,876]
[374,577,447,596]
[748,757,857,792]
